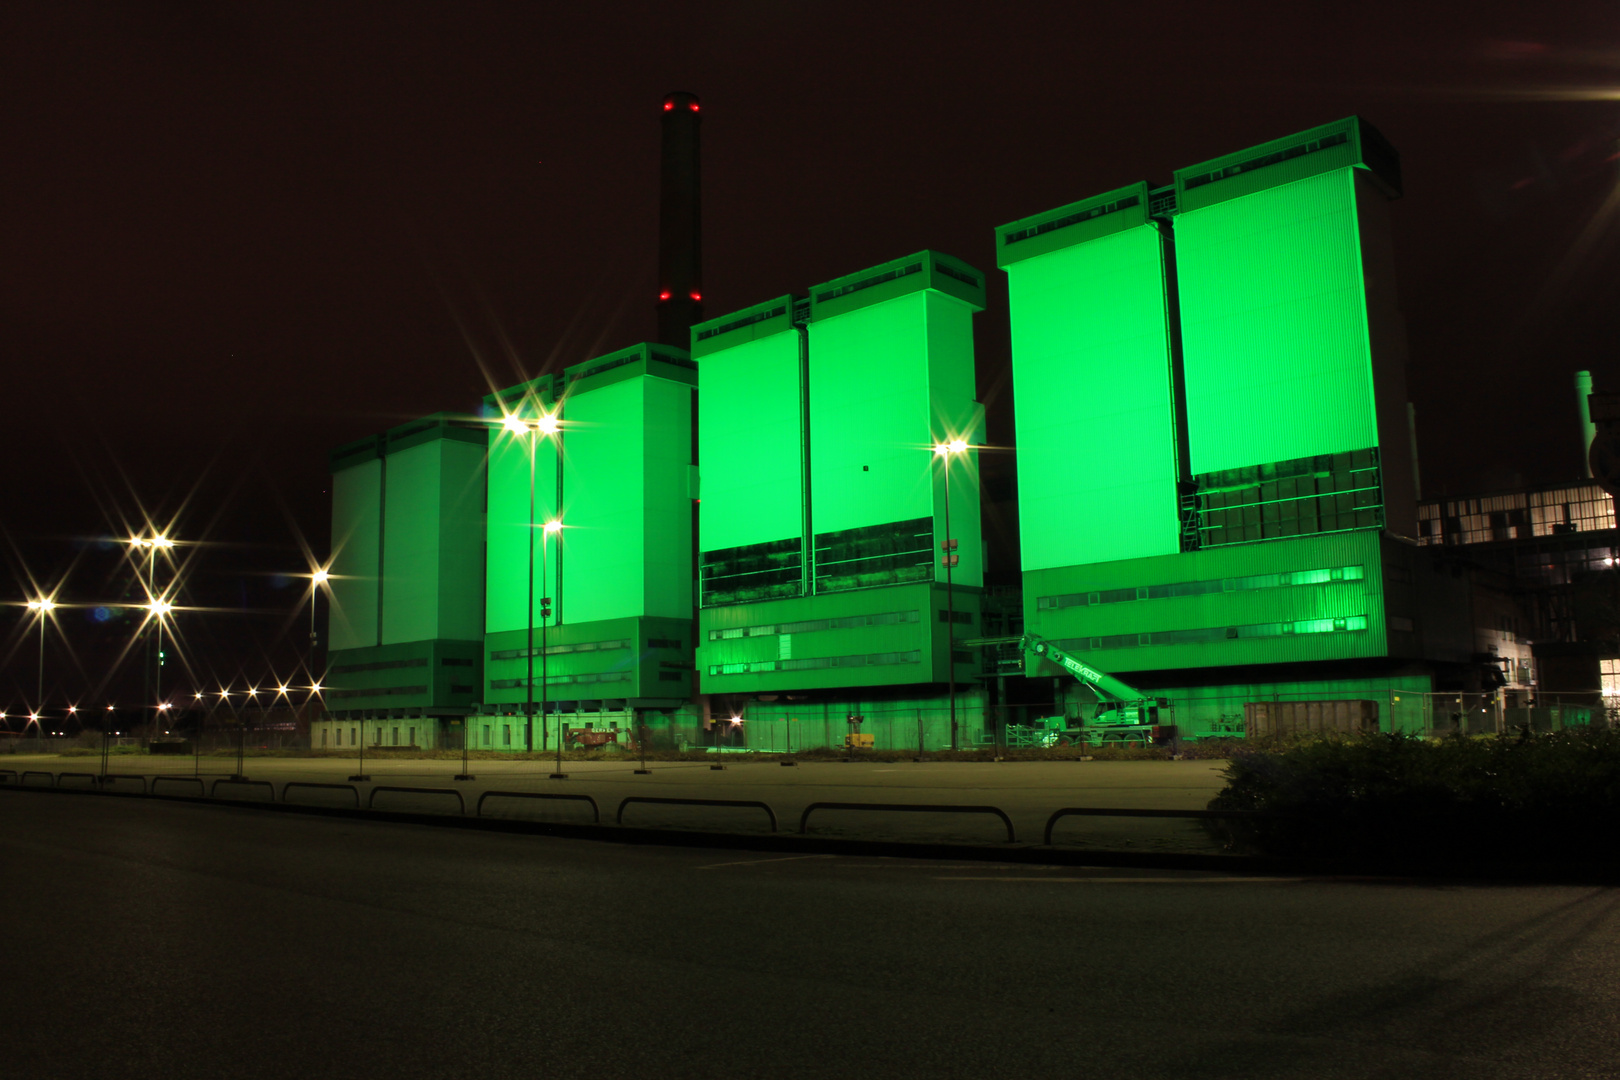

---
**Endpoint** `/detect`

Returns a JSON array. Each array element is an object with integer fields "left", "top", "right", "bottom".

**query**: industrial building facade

[{"left": 313, "top": 116, "right": 1542, "bottom": 752}]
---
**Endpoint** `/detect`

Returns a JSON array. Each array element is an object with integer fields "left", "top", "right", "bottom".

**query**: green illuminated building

[
  {"left": 478, "top": 343, "right": 697, "bottom": 748},
  {"left": 317, "top": 414, "right": 488, "bottom": 746},
  {"left": 696, "top": 252, "right": 987, "bottom": 735},
  {"left": 1000, "top": 118, "right": 1466, "bottom": 731}
]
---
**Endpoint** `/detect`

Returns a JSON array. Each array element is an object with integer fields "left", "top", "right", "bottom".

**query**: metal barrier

[
  {"left": 616, "top": 796, "right": 778, "bottom": 832},
  {"left": 21, "top": 771, "right": 56, "bottom": 787},
  {"left": 151, "top": 776, "right": 206, "bottom": 797},
  {"left": 0, "top": 769, "right": 17, "bottom": 785},
  {"left": 477, "top": 790, "right": 599, "bottom": 823},
  {"left": 368, "top": 786, "right": 465, "bottom": 815},
  {"left": 1042, "top": 806, "right": 1261, "bottom": 846},
  {"left": 211, "top": 778, "right": 276, "bottom": 801},
  {"left": 799, "top": 802, "right": 1017, "bottom": 843},
  {"left": 98, "top": 774, "right": 148, "bottom": 794},
  {"left": 281, "top": 782, "right": 360, "bottom": 809},
  {"left": 56, "top": 772, "right": 99, "bottom": 788}
]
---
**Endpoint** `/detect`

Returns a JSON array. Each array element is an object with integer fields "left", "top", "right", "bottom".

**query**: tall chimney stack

[{"left": 657, "top": 91, "right": 702, "bottom": 349}]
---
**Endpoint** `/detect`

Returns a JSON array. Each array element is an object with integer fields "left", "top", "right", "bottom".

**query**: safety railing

[
  {"left": 97, "top": 774, "right": 148, "bottom": 793},
  {"left": 799, "top": 802, "right": 1016, "bottom": 843},
  {"left": 0, "top": 769, "right": 18, "bottom": 785},
  {"left": 1042, "top": 806, "right": 1261, "bottom": 846},
  {"left": 211, "top": 778, "right": 276, "bottom": 801},
  {"left": 21, "top": 771, "right": 56, "bottom": 787},
  {"left": 616, "top": 796, "right": 778, "bottom": 832},
  {"left": 281, "top": 782, "right": 360, "bottom": 809},
  {"left": 477, "top": 790, "right": 600, "bottom": 823},
  {"left": 368, "top": 785, "right": 465, "bottom": 815},
  {"left": 55, "top": 772, "right": 100, "bottom": 788}
]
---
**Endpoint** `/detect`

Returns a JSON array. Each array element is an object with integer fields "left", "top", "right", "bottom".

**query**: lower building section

[
  {"left": 698, "top": 581, "right": 981, "bottom": 696},
  {"left": 482, "top": 615, "right": 694, "bottom": 707},
  {"left": 323, "top": 639, "right": 482, "bottom": 716}
]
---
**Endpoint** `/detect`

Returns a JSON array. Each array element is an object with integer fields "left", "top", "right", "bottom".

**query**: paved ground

[
  {"left": 3, "top": 792, "right": 1617, "bottom": 1079},
  {"left": 2, "top": 754, "right": 1231, "bottom": 847}
]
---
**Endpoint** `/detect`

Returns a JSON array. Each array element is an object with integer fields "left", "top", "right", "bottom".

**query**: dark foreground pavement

[{"left": 3, "top": 791, "right": 1617, "bottom": 1079}]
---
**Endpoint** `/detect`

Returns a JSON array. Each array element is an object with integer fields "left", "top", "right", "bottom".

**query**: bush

[{"left": 1207, "top": 728, "right": 1620, "bottom": 864}]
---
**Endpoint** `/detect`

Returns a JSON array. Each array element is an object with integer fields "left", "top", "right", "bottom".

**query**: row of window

[{"left": 319, "top": 725, "right": 417, "bottom": 747}]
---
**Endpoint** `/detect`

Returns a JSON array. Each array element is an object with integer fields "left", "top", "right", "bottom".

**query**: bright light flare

[
  {"left": 312, "top": 569, "right": 331, "bottom": 584},
  {"left": 27, "top": 598, "right": 56, "bottom": 612},
  {"left": 543, "top": 520, "right": 563, "bottom": 534}
]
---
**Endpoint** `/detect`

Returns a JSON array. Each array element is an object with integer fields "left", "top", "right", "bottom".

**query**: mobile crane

[{"left": 1011, "top": 632, "right": 1175, "bottom": 747}]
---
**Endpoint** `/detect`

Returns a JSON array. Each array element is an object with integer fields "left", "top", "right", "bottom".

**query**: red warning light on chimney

[
  {"left": 689, "top": 102, "right": 700, "bottom": 112},
  {"left": 659, "top": 290, "right": 672, "bottom": 301},
  {"left": 689, "top": 291, "right": 701, "bottom": 301}
]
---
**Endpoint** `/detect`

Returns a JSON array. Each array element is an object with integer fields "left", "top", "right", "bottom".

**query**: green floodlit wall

[
  {"left": 806, "top": 254, "right": 985, "bottom": 590},
  {"left": 1175, "top": 167, "right": 1377, "bottom": 473},
  {"left": 328, "top": 450, "right": 381, "bottom": 651},
  {"left": 559, "top": 355, "right": 695, "bottom": 624},
  {"left": 998, "top": 183, "right": 1181, "bottom": 569},
  {"left": 482, "top": 615, "right": 692, "bottom": 704},
  {"left": 695, "top": 298, "right": 803, "bottom": 556},
  {"left": 379, "top": 433, "right": 487, "bottom": 645},
  {"left": 484, "top": 382, "right": 561, "bottom": 638},
  {"left": 1023, "top": 530, "right": 1388, "bottom": 672}
]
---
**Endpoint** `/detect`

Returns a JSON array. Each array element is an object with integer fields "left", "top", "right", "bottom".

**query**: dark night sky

[{"left": 3, "top": 1, "right": 1618, "bottom": 711}]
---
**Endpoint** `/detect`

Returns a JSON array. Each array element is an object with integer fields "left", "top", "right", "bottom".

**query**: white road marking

[
  {"left": 936, "top": 876, "right": 1304, "bottom": 884},
  {"left": 698, "top": 854, "right": 837, "bottom": 870}
]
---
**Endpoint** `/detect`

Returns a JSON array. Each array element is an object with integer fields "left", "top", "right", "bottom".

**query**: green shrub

[{"left": 1207, "top": 728, "right": 1620, "bottom": 863}]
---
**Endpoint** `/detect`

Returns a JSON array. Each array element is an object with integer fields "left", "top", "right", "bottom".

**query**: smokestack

[
  {"left": 1577, "top": 370, "right": 1596, "bottom": 478},
  {"left": 657, "top": 91, "right": 702, "bottom": 349}
]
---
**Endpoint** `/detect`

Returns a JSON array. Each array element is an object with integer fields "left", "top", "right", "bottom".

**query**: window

[
  {"left": 321, "top": 730, "right": 327, "bottom": 747},
  {"left": 408, "top": 727, "right": 415, "bottom": 747},
  {"left": 1602, "top": 659, "right": 1620, "bottom": 702},
  {"left": 483, "top": 724, "right": 491, "bottom": 747},
  {"left": 392, "top": 727, "right": 399, "bottom": 746},
  {"left": 350, "top": 727, "right": 357, "bottom": 746},
  {"left": 503, "top": 724, "right": 511, "bottom": 747}
]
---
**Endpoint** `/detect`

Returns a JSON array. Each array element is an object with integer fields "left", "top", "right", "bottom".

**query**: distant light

[
  {"left": 312, "top": 569, "right": 331, "bottom": 584},
  {"left": 659, "top": 290, "right": 671, "bottom": 301},
  {"left": 157, "top": 703, "right": 170, "bottom": 711},
  {"left": 311, "top": 683, "right": 323, "bottom": 693},
  {"left": 147, "top": 600, "right": 173, "bottom": 616},
  {"left": 107, "top": 705, "right": 115, "bottom": 711},
  {"left": 689, "top": 102, "right": 699, "bottom": 112},
  {"left": 151, "top": 535, "right": 174, "bottom": 548},
  {"left": 663, "top": 102, "right": 673, "bottom": 111},
  {"left": 29, "top": 713, "right": 39, "bottom": 721},
  {"left": 689, "top": 291, "right": 701, "bottom": 302},
  {"left": 277, "top": 685, "right": 289, "bottom": 694},
  {"left": 948, "top": 439, "right": 968, "bottom": 454},
  {"left": 195, "top": 692, "right": 204, "bottom": 700},
  {"left": 67, "top": 706, "right": 77, "bottom": 714},
  {"left": 535, "top": 414, "right": 560, "bottom": 435},
  {"left": 543, "top": 520, "right": 563, "bottom": 534},
  {"left": 27, "top": 598, "right": 55, "bottom": 612},
  {"left": 502, "top": 414, "right": 529, "bottom": 435}
]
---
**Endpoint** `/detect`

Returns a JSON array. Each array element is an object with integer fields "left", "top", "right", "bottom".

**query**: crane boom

[{"left": 1019, "top": 633, "right": 1149, "bottom": 703}]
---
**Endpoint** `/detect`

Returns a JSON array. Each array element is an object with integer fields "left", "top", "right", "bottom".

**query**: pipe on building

[{"left": 1577, "top": 370, "right": 1596, "bottom": 479}]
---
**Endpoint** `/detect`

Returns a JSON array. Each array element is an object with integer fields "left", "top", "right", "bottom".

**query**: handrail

[
  {"left": 368, "top": 785, "right": 466, "bottom": 815},
  {"left": 151, "top": 776, "right": 206, "bottom": 797},
  {"left": 799, "top": 801, "right": 1016, "bottom": 843},
  {"left": 55, "top": 772, "right": 99, "bottom": 787},
  {"left": 281, "top": 782, "right": 360, "bottom": 809},
  {"left": 1042, "top": 806, "right": 1263, "bottom": 845},
  {"left": 477, "top": 790, "right": 599, "bottom": 823},
  {"left": 0, "top": 769, "right": 18, "bottom": 784},
  {"left": 616, "top": 796, "right": 778, "bottom": 833},
  {"left": 21, "top": 770, "right": 56, "bottom": 787},
  {"left": 211, "top": 778, "right": 277, "bottom": 801},
  {"left": 97, "top": 774, "right": 148, "bottom": 793}
]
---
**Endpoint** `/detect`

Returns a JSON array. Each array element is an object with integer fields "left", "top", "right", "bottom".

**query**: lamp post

[
  {"left": 542, "top": 520, "right": 565, "bottom": 779},
  {"left": 933, "top": 439, "right": 968, "bottom": 750},
  {"left": 502, "top": 409, "right": 560, "bottom": 762},
  {"left": 131, "top": 534, "right": 174, "bottom": 743},
  {"left": 25, "top": 598, "right": 55, "bottom": 730}
]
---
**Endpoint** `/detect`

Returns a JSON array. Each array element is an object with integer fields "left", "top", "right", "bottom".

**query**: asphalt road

[{"left": 3, "top": 791, "right": 1617, "bottom": 1079}]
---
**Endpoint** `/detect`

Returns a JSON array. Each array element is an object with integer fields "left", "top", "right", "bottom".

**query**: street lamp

[
  {"left": 543, "top": 519, "right": 565, "bottom": 779},
  {"left": 933, "top": 439, "right": 969, "bottom": 751},
  {"left": 25, "top": 598, "right": 56, "bottom": 727},
  {"left": 500, "top": 408, "right": 561, "bottom": 761}
]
